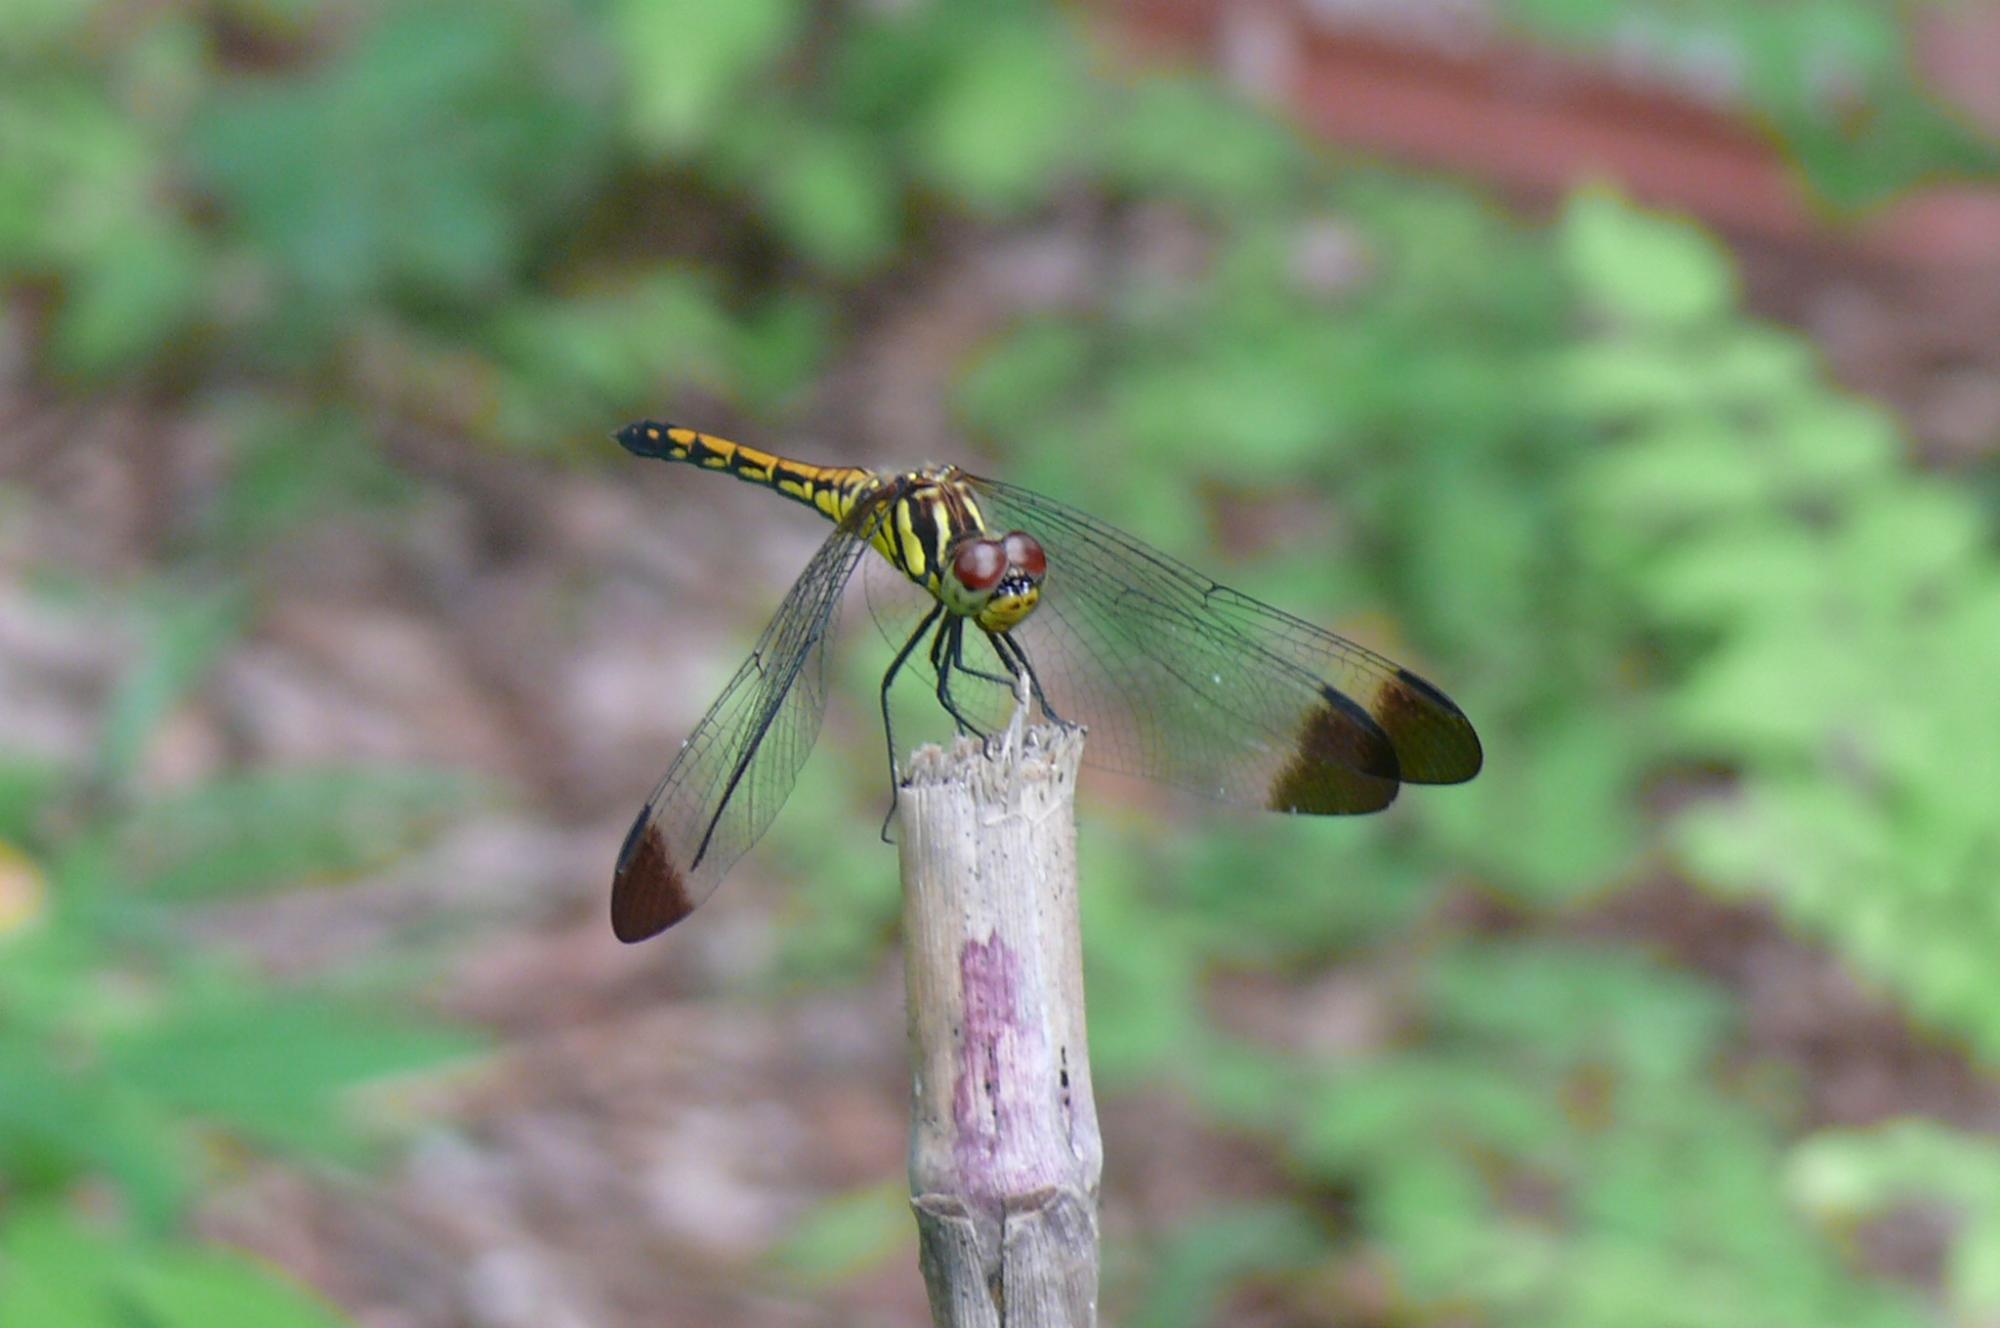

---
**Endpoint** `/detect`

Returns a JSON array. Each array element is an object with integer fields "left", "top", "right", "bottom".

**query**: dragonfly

[{"left": 610, "top": 421, "right": 1482, "bottom": 942}]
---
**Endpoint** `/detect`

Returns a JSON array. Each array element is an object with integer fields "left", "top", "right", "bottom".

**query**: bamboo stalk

[{"left": 896, "top": 697, "right": 1100, "bottom": 1328}]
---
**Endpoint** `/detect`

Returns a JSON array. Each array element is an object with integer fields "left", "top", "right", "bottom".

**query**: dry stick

[{"left": 896, "top": 683, "right": 1100, "bottom": 1328}]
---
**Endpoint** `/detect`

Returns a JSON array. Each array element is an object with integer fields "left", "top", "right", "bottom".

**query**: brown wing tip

[
  {"left": 1376, "top": 667, "right": 1484, "bottom": 785},
  {"left": 1267, "top": 688, "right": 1402, "bottom": 814},
  {"left": 610, "top": 811, "right": 695, "bottom": 943}
]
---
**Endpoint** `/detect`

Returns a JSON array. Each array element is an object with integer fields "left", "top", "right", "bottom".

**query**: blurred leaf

[
  {"left": 1130, "top": 1204, "right": 1322, "bottom": 1328},
  {"left": 912, "top": 12, "right": 1086, "bottom": 212},
  {"left": 0, "top": 1209, "right": 129, "bottom": 1328},
  {"left": 1166, "top": 819, "right": 1434, "bottom": 963},
  {"left": 195, "top": 0, "right": 606, "bottom": 337},
  {"left": 1561, "top": 190, "right": 1734, "bottom": 329},
  {"left": 1643, "top": 526, "right": 1824, "bottom": 629},
  {"left": 768, "top": 725, "right": 904, "bottom": 985},
  {"left": 1096, "top": 76, "right": 1305, "bottom": 210},
  {"left": 1077, "top": 821, "right": 1206, "bottom": 1084},
  {"left": 95, "top": 589, "right": 245, "bottom": 789},
  {"left": 1960, "top": 1215, "right": 2000, "bottom": 1328},
  {"left": 106, "top": 768, "right": 473, "bottom": 901},
  {"left": 488, "top": 269, "right": 744, "bottom": 445},
  {"left": 1188, "top": 1043, "right": 1305, "bottom": 1134},
  {"left": 122, "top": 1244, "right": 351, "bottom": 1328},
  {"left": 1500, "top": 1, "right": 2000, "bottom": 208},
  {"left": 767, "top": 1180, "right": 910, "bottom": 1285},
  {"left": 1791, "top": 1120, "right": 2000, "bottom": 1220},
  {"left": 958, "top": 319, "right": 1097, "bottom": 431},
  {"left": 0, "top": 1208, "right": 349, "bottom": 1328},
  {"left": 1299, "top": 1053, "right": 1565, "bottom": 1177},
  {"left": 1792, "top": 1122, "right": 2000, "bottom": 1322},
  {"left": 1459, "top": 710, "right": 1647, "bottom": 896},
  {"left": 0, "top": 0, "right": 90, "bottom": 50},
  {"left": 48, "top": 219, "right": 207, "bottom": 381},
  {"left": 208, "top": 404, "right": 408, "bottom": 551},
  {"left": 1426, "top": 943, "right": 1732, "bottom": 1082},
  {"left": 1844, "top": 485, "right": 1986, "bottom": 591},
  {"left": 0, "top": 1033, "right": 191, "bottom": 1230},
  {"left": 104, "top": 994, "right": 481, "bottom": 1158},
  {"left": 754, "top": 128, "right": 899, "bottom": 272},
  {"left": 614, "top": 0, "right": 802, "bottom": 153},
  {"left": 1575, "top": 416, "right": 1771, "bottom": 538},
  {"left": 0, "top": 760, "right": 61, "bottom": 845},
  {"left": 0, "top": 77, "right": 149, "bottom": 271},
  {"left": 735, "top": 294, "right": 833, "bottom": 406},
  {"left": 1551, "top": 341, "right": 1713, "bottom": 418},
  {"left": 1298, "top": 944, "right": 1928, "bottom": 1328},
  {"left": 1106, "top": 346, "right": 1330, "bottom": 471},
  {"left": 1782, "top": 83, "right": 2000, "bottom": 210},
  {"left": 1698, "top": 326, "right": 1818, "bottom": 407}
]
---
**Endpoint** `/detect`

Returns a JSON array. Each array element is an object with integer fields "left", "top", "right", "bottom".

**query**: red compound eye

[
  {"left": 952, "top": 538, "right": 1006, "bottom": 592},
  {"left": 1002, "top": 531, "right": 1046, "bottom": 580}
]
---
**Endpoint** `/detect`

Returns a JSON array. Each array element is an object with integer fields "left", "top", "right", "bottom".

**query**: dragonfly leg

[
  {"left": 930, "top": 616, "right": 991, "bottom": 739},
  {"left": 950, "top": 626, "right": 1015, "bottom": 690},
  {"left": 987, "top": 629, "right": 1066, "bottom": 725},
  {"left": 879, "top": 603, "right": 945, "bottom": 842}
]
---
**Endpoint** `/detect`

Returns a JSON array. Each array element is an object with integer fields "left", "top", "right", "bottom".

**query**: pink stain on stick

[{"left": 950, "top": 935, "right": 1073, "bottom": 1219}]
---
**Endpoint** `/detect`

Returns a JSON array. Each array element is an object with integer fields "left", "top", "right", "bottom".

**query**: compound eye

[
  {"left": 952, "top": 538, "right": 1006, "bottom": 592},
  {"left": 1002, "top": 531, "right": 1047, "bottom": 580}
]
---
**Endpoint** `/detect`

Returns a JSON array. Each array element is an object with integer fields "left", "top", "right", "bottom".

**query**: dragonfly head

[{"left": 945, "top": 530, "right": 1047, "bottom": 631}]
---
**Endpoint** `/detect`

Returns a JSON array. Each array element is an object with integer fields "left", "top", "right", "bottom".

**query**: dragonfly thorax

[{"left": 871, "top": 472, "right": 1047, "bottom": 632}]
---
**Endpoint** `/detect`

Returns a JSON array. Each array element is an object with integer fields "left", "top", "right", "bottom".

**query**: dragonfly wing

[
  {"left": 612, "top": 517, "right": 876, "bottom": 941},
  {"left": 1196, "top": 579, "right": 1483, "bottom": 785},
  {"left": 964, "top": 477, "right": 1481, "bottom": 813}
]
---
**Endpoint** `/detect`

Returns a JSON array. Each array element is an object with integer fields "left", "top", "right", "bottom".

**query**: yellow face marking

[{"left": 977, "top": 588, "right": 1040, "bottom": 633}]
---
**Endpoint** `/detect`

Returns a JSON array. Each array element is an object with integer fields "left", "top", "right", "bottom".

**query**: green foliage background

[{"left": 4, "top": 0, "right": 2000, "bottom": 1323}]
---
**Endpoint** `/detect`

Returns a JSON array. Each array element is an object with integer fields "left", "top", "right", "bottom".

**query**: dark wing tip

[
  {"left": 1267, "top": 688, "right": 1403, "bottom": 815},
  {"left": 1374, "top": 667, "right": 1483, "bottom": 785},
  {"left": 610, "top": 811, "right": 696, "bottom": 943},
  {"left": 614, "top": 420, "right": 681, "bottom": 459}
]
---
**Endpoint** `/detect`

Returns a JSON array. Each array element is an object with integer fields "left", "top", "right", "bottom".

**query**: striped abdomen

[{"left": 615, "top": 421, "right": 878, "bottom": 527}]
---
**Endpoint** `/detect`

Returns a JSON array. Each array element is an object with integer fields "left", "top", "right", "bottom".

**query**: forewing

[
  {"left": 612, "top": 516, "right": 876, "bottom": 941},
  {"left": 963, "top": 477, "right": 1482, "bottom": 813}
]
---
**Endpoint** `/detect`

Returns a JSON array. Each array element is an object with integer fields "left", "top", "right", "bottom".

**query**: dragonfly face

[
  {"left": 937, "top": 529, "right": 1047, "bottom": 630},
  {"left": 609, "top": 420, "right": 1483, "bottom": 943}
]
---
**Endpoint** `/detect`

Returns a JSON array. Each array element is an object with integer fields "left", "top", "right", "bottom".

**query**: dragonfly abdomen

[{"left": 616, "top": 420, "right": 876, "bottom": 525}]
